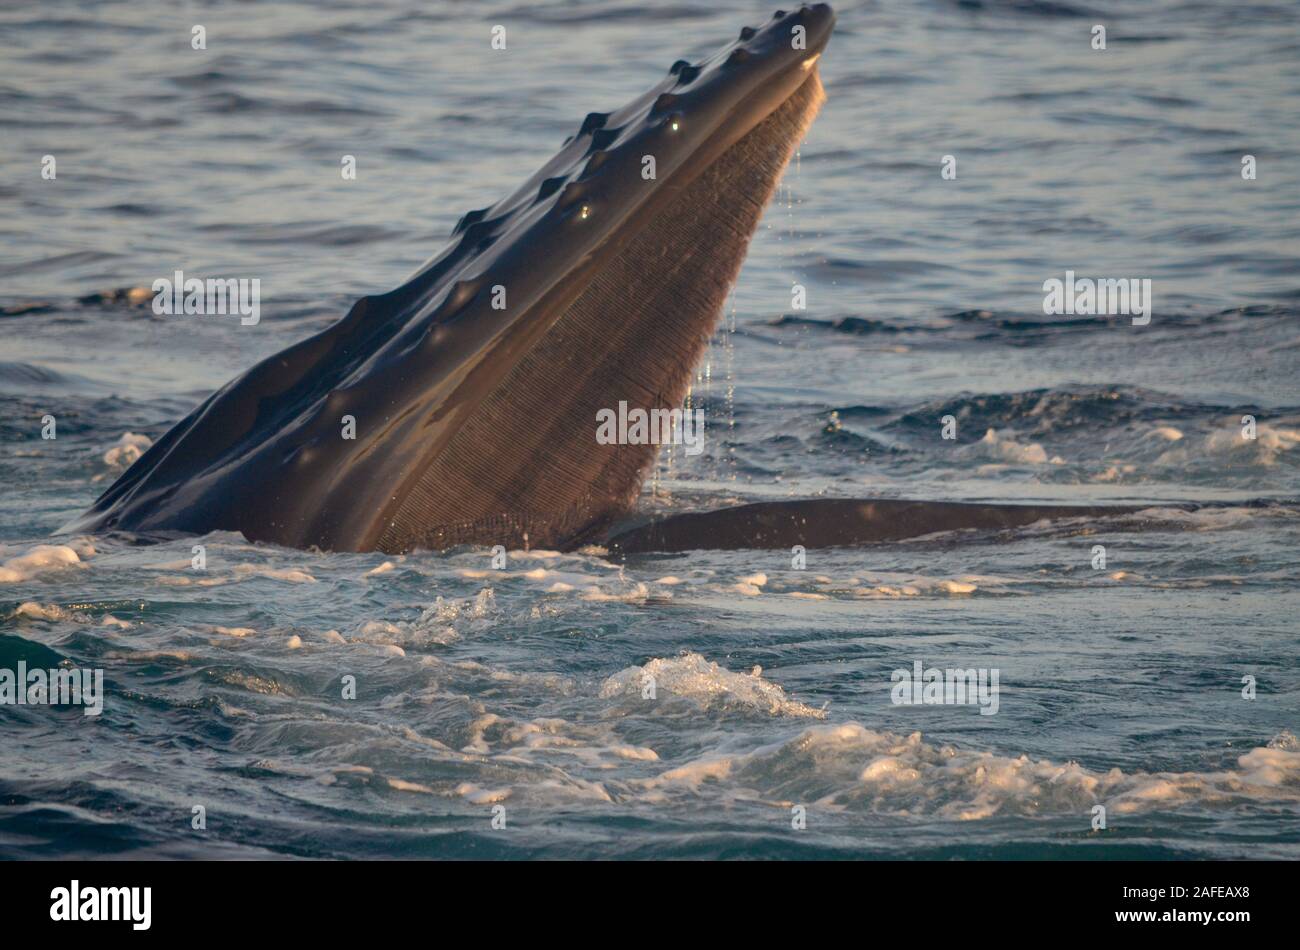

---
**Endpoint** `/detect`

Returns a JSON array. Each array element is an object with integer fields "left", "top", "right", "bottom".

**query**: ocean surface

[{"left": 2, "top": 0, "right": 1298, "bottom": 858}]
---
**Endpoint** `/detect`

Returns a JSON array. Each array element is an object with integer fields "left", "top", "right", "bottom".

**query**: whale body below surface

[
  {"left": 605, "top": 499, "right": 1162, "bottom": 554},
  {"left": 63, "top": 4, "right": 1151, "bottom": 554}
]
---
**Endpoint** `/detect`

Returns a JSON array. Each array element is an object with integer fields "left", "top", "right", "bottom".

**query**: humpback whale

[{"left": 63, "top": 5, "right": 1155, "bottom": 554}]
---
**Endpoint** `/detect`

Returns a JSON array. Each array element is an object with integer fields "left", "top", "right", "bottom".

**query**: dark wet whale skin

[
  {"left": 607, "top": 499, "right": 1158, "bottom": 554},
  {"left": 64, "top": 6, "right": 837, "bottom": 552},
  {"left": 60, "top": 4, "right": 1145, "bottom": 555}
]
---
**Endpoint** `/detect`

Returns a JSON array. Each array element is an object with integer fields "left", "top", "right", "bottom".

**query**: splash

[{"left": 601, "top": 652, "right": 827, "bottom": 719}]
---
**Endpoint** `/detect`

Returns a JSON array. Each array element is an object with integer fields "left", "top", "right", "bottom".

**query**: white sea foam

[
  {"left": 775, "top": 571, "right": 987, "bottom": 599},
  {"left": 153, "top": 562, "right": 316, "bottom": 587},
  {"left": 640, "top": 724, "right": 1300, "bottom": 819},
  {"left": 0, "top": 543, "right": 86, "bottom": 584},
  {"left": 465, "top": 714, "right": 658, "bottom": 766},
  {"left": 1132, "top": 505, "right": 1277, "bottom": 532},
  {"left": 233, "top": 564, "right": 316, "bottom": 583},
  {"left": 386, "top": 777, "right": 434, "bottom": 794},
  {"left": 582, "top": 581, "right": 650, "bottom": 603},
  {"left": 353, "top": 589, "right": 501, "bottom": 648},
  {"left": 356, "top": 616, "right": 456, "bottom": 647},
  {"left": 455, "top": 783, "right": 512, "bottom": 805},
  {"left": 12, "top": 601, "right": 76, "bottom": 621},
  {"left": 102, "top": 431, "right": 152, "bottom": 470},
  {"left": 10, "top": 601, "right": 136, "bottom": 627},
  {"left": 455, "top": 713, "right": 652, "bottom": 791},
  {"left": 600, "top": 653, "right": 826, "bottom": 719},
  {"left": 457, "top": 557, "right": 655, "bottom": 605},
  {"left": 961, "top": 428, "right": 1064, "bottom": 467},
  {"left": 1155, "top": 421, "right": 1299, "bottom": 468},
  {"left": 211, "top": 625, "right": 255, "bottom": 638}
]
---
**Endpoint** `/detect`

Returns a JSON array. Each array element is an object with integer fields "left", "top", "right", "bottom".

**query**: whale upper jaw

[{"left": 66, "top": 6, "right": 835, "bottom": 553}]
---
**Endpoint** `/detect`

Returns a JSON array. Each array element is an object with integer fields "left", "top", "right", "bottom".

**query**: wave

[
  {"left": 769, "top": 305, "right": 1298, "bottom": 342},
  {"left": 640, "top": 723, "right": 1300, "bottom": 820},
  {"left": 601, "top": 652, "right": 827, "bottom": 719},
  {"left": 0, "top": 539, "right": 94, "bottom": 584}
]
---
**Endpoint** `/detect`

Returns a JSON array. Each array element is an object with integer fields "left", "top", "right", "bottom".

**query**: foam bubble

[
  {"left": 211, "top": 625, "right": 255, "bottom": 638},
  {"left": 600, "top": 653, "right": 826, "bottom": 719},
  {"left": 640, "top": 724, "right": 1300, "bottom": 820},
  {"left": 13, "top": 601, "right": 75, "bottom": 621},
  {"left": 0, "top": 544, "right": 83, "bottom": 584},
  {"left": 102, "top": 431, "right": 153, "bottom": 470},
  {"left": 962, "top": 428, "right": 1064, "bottom": 466}
]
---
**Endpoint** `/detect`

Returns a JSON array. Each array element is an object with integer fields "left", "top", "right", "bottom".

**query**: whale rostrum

[
  {"left": 67, "top": 6, "right": 1178, "bottom": 554},
  {"left": 67, "top": 6, "right": 838, "bottom": 552}
]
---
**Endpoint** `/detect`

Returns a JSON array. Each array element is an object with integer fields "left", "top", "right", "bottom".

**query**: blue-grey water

[{"left": 2, "top": 0, "right": 1298, "bottom": 858}]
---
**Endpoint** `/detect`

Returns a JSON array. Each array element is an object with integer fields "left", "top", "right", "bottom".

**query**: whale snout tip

[
  {"left": 794, "top": 4, "right": 834, "bottom": 23},
  {"left": 804, "top": 4, "right": 836, "bottom": 34},
  {"left": 787, "top": 4, "right": 836, "bottom": 56}
]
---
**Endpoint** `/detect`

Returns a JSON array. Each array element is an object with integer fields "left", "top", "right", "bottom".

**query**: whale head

[{"left": 69, "top": 5, "right": 835, "bottom": 552}]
